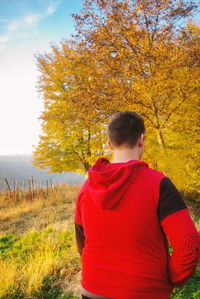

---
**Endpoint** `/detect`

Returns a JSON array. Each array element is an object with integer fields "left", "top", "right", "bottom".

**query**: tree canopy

[{"left": 33, "top": 0, "right": 200, "bottom": 195}]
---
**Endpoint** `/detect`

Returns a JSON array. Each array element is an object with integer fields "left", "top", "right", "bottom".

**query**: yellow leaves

[{"left": 33, "top": 1, "right": 199, "bottom": 195}]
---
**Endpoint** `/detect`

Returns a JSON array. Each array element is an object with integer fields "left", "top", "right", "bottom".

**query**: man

[{"left": 74, "top": 111, "right": 200, "bottom": 299}]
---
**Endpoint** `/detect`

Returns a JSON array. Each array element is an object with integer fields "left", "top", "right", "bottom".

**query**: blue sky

[
  {"left": 0, "top": 0, "right": 199, "bottom": 155},
  {"left": 0, "top": 0, "right": 83, "bottom": 155},
  {"left": 0, "top": 0, "right": 83, "bottom": 48}
]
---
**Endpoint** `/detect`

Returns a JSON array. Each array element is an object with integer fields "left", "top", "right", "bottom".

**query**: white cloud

[
  {"left": 0, "top": 34, "right": 11, "bottom": 43},
  {"left": 0, "top": 1, "right": 60, "bottom": 48},
  {"left": 0, "top": 42, "right": 44, "bottom": 155},
  {"left": 23, "top": 14, "right": 41, "bottom": 25},
  {"left": 46, "top": 2, "right": 59, "bottom": 16},
  {"left": 0, "top": 18, "right": 8, "bottom": 23},
  {"left": 0, "top": 44, "right": 6, "bottom": 52},
  {"left": 7, "top": 20, "right": 20, "bottom": 33}
]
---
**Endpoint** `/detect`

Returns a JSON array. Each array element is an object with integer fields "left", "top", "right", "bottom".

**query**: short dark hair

[{"left": 108, "top": 111, "right": 145, "bottom": 148}]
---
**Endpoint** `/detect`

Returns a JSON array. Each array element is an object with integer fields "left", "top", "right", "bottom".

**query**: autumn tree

[
  {"left": 70, "top": 0, "right": 199, "bottom": 192},
  {"left": 72, "top": 0, "right": 198, "bottom": 148},
  {"left": 34, "top": 0, "right": 199, "bottom": 194},
  {"left": 162, "top": 22, "right": 200, "bottom": 193},
  {"left": 33, "top": 42, "right": 110, "bottom": 173}
]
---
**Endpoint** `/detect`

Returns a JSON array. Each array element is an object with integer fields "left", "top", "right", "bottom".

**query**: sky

[
  {"left": 0, "top": 0, "right": 83, "bottom": 155},
  {"left": 0, "top": 1, "right": 199, "bottom": 156}
]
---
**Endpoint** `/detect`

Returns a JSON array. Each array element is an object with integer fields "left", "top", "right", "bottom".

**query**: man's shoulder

[
  {"left": 76, "top": 178, "right": 89, "bottom": 201},
  {"left": 142, "top": 165, "right": 166, "bottom": 182}
]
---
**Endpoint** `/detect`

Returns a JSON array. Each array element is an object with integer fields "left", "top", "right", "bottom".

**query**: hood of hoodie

[{"left": 88, "top": 157, "right": 148, "bottom": 210}]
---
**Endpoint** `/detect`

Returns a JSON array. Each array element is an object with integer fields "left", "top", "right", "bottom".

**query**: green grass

[
  {"left": 171, "top": 266, "right": 200, "bottom": 299},
  {"left": 0, "top": 184, "right": 199, "bottom": 298},
  {"left": 0, "top": 228, "right": 80, "bottom": 298},
  {"left": 0, "top": 227, "right": 199, "bottom": 299}
]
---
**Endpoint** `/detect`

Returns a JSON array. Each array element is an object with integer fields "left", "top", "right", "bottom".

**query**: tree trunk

[
  {"left": 156, "top": 129, "right": 166, "bottom": 152},
  {"left": 84, "top": 161, "right": 91, "bottom": 173}
]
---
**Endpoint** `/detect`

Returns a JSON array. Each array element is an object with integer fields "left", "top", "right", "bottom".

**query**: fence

[{"left": 1, "top": 177, "right": 56, "bottom": 200}]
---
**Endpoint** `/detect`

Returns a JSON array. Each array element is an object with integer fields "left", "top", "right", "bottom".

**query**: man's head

[{"left": 107, "top": 111, "right": 145, "bottom": 159}]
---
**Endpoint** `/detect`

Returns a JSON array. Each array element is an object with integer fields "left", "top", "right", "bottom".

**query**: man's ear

[
  {"left": 138, "top": 134, "right": 144, "bottom": 147},
  {"left": 107, "top": 139, "right": 113, "bottom": 149}
]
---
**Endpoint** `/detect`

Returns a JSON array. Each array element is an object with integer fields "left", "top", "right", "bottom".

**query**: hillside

[{"left": 0, "top": 155, "right": 85, "bottom": 191}]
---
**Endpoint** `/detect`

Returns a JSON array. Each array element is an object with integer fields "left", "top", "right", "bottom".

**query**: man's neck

[{"left": 111, "top": 148, "right": 141, "bottom": 163}]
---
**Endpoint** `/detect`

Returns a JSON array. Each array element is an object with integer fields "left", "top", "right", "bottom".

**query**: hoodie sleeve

[
  {"left": 74, "top": 187, "right": 86, "bottom": 255},
  {"left": 158, "top": 178, "right": 200, "bottom": 286},
  {"left": 74, "top": 191, "right": 82, "bottom": 226},
  {"left": 75, "top": 223, "right": 85, "bottom": 256}
]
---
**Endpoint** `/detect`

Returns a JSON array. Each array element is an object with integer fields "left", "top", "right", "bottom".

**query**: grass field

[{"left": 0, "top": 185, "right": 199, "bottom": 299}]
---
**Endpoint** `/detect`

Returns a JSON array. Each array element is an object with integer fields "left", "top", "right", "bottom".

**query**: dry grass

[
  {"left": 0, "top": 184, "right": 82, "bottom": 298},
  {"left": 22, "top": 249, "right": 61, "bottom": 293},
  {"left": 0, "top": 184, "right": 80, "bottom": 235},
  {"left": 0, "top": 184, "right": 199, "bottom": 299},
  {"left": 0, "top": 258, "right": 17, "bottom": 298}
]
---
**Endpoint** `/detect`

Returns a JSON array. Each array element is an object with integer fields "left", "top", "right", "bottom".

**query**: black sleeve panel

[
  {"left": 158, "top": 177, "right": 187, "bottom": 221},
  {"left": 75, "top": 223, "right": 85, "bottom": 256}
]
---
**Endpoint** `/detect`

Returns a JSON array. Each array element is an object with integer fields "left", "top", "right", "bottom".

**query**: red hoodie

[{"left": 75, "top": 157, "right": 200, "bottom": 299}]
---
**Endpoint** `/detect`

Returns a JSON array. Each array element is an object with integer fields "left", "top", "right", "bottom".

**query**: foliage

[
  {"left": 34, "top": 0, "right": 200, "bottom": 195},
  {"left": 34, "top": 43, "right": 111, "bottom": 173}
]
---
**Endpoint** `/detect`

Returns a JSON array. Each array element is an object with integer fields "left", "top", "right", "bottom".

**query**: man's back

[{"left": 75, "top": 157, "right": 200, "bottom": 299}]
